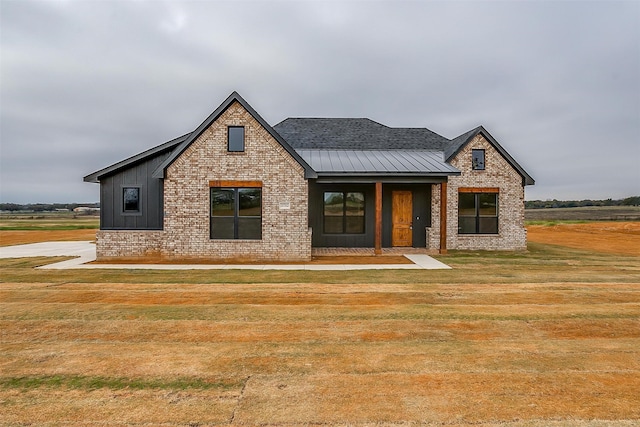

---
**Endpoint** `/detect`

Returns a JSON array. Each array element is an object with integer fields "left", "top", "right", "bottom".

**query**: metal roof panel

[{"left": 295, "top": 149, "right": 460, "bottom": 175}]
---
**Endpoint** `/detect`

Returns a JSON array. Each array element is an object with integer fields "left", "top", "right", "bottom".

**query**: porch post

[
  {"left": 439, "top": 182, "right": 448, "bottom": 254},
  {"left": 375, "top": 181, "right": 382, "bottom": 255}
]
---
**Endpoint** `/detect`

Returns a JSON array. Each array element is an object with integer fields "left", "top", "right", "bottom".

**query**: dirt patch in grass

[
  {"left": 527, "top": 221, "right": 640, "bottom": 256},
  {"left": 0, "top": 229, "right": 96, "bottom": 246}
]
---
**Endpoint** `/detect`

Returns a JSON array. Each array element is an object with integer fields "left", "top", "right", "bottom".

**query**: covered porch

[
  {"left": 297, "top": 148, "right": 460, "bottom": 255},
  {"left": 308, "top": 179, "right": 451, "bottom": 254}
]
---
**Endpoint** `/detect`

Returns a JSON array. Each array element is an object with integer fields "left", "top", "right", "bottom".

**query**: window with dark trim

[
  {"left": 472, "top": 149, "right": 485, "bottom": 170},
  {"left": 123, "top": 187, "right": 140, "bottom": 213},
  {"left": 323, "top": 191, "right": 365, "bottom": 234},
  {"left": 227, "top": 126, "right": 245, "bottom": 152},
  {"left": 458, "top": 192, "right": 498, "bottom": 234},
  {"left": 210, "top": 187, "right": 261, "bottom": 239}
]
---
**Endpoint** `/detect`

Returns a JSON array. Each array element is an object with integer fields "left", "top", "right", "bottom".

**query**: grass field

[
  {"left": 1, "top": 217, "right": 639, "bottom": 426},
  {"left": 525, "top": 205, "right": 640, "bottom": 222}
]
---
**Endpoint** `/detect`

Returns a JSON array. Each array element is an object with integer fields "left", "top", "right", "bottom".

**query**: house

[{"left": 84, "top": 91, "right": 534, "bottom": 261}]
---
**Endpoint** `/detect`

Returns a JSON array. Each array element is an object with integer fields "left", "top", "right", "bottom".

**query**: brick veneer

[
  {"left": 429, "top": 134, "right": 527, "bottom": 251},
  {"left": 98, "top": 101, "right": 311, "bottom": 262},
  {"left": 96, "top": 230, "right": 164, "bottom": 259}
]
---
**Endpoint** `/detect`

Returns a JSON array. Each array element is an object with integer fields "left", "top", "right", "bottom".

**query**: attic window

[
  {"left": 228, "top": 126, "right": 245, "bottom": 152},
  {"left": 472, "top": 149, "right": 485, "bottom": 170}
]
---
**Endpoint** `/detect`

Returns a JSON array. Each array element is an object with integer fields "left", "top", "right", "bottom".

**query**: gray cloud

[{"left": 1, "top": 0, "right": 638, "bottom": 203}]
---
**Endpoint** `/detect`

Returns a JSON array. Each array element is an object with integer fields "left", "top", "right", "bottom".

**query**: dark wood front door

[{"left": 392, "top": 191, "right": 412, "bottom": 247}]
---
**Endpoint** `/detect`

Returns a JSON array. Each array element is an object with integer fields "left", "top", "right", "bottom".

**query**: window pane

[
  {"left": 324, "top": 192, "right": 344, "bottom": 216},
  {"left": 472, "top": 149, "right": 485, "bottom": 170},
  {"left": 345, "top": 216, "right": 365, "bottom": 234},
  {"left": 238, "top": 188, "right": 261, "bottom": 216},
  {"left": 123, "top": 187, "right": 140, "bottom": 212},
  {"left": 458, "top": 217, "right": 477, "bottom": 234},
  {"left": 238, "top": 217, "right": 262, "bottom": 239},
  {"left": 479, "top": 194, "right": 497, "bottom": 216},
  {"left": 228, "top": 127, "right": 245, "bottom": 152},
  {"left": 324, "top": 216, "right": 343, "bottom": 234},
  {"left": 479, "top": 217, "right": 498, "bottom": 234},
  {"left": 458, "top": 193, "right": 476, "bottom": 216},
  {"left": 211, "top": 189, "right": 235, "bottom": 216},
  {"left": 211, "top": 217, "right": 235, "bottom": 239},
  {"left": 345, "top": 192, "right": 365, "bottom": 216}
]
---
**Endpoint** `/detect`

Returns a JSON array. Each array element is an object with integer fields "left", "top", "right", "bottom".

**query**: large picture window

[
  {"left": 211, "top": 187, "right": 261, "bottom": 239},
  {"left": 458, "top": 192, "right": 498, "bottom": 234},
  {"left": 323, "top": 191, "right": 365, "bottom": 234}
]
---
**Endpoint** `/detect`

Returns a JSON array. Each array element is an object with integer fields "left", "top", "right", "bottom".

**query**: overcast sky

[{"left": 1, "top": 0, "right": 639, "bottom": 203}]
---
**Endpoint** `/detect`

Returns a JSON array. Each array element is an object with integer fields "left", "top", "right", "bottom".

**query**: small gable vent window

[
  {"left": 123, "top": 187, "right": 140, "bottom": 213},
  {"left": 228, "top": 126, "right": 245, "bottom": 152},
  {"left": 472, "top": 149, "right": 485, "bottom": 170}
]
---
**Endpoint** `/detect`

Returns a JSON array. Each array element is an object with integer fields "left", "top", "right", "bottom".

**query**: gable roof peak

[
  {"left": 447, "top": 125, "right": 534, "bottom": 186},
  {"left": 149, "top": 91, "right": 316, "bottom": 179}
]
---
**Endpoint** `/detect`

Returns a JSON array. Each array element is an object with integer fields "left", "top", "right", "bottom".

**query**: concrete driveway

[{"left": 0, "top": 242, "right": 450, "bottom": 270}]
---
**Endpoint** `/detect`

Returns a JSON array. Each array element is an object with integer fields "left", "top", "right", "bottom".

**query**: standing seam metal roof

[{"left": 295, "top": 149, "right": 460, "bottom": 175}]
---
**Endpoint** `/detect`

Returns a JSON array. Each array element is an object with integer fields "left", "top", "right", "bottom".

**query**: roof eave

[
  {"left": 314, "top": 171, "right": 461, "bottom": 177},
  {"left": 83, "top": 133, "right": 190, "bottom": 183}
]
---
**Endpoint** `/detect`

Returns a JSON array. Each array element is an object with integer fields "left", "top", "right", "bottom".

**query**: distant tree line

[
  {"left": 0, "top": 203, "right": 100, "bottom": 212},
  {"left": 525, "top": 196, "right": 640, "bottom": 209}
]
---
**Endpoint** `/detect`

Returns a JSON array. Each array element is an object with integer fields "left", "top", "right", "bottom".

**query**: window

[
  {"left": 323, "top": 191, "right": 365, "bottom": 234},
  {"left": 472, "top": 149, "right": 485, "bottom": 170},
  {"left": 228, "top": 126, "right": 245, "bottom": 152},
  {"left": 123, "top": 187, "right": 140, "bottom": 213},
  {"left": 458, "top": 192, "right": 498, "bottom": 234},
  {"left": 211, "top": 187, "right": 261, "bottom": 239}
]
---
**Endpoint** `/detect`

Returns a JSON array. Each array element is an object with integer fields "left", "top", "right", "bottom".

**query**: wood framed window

[
  {"left": 323, "top": 191, "right": 365, "bottom": 234},
  {"left": 458, "top": 190, "right": 498, "bottom": 234},
  {"left": 472, "top": 149, "right": 485, "bottom": 170},
  {"left": 227, "top": 126, "right": 245, "bottom": 152},
  {"left": 210, "top": 187, "right": 261, "bottom": 239}
]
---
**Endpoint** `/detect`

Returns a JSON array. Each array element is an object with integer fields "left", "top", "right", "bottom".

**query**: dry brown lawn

[
  {"left": 527, "top": 221, "right": 640, "bottom": 256},
  {"left": 0, "top": 229, "right": 96, "bottom": 246},
  {"left": 1, "top": 222, "right": 639, "bottom": 426}
]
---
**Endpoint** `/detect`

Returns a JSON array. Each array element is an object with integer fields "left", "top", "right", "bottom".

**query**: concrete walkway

[{"left": 0, "top": 241, "right": 451, "bottom": 270}]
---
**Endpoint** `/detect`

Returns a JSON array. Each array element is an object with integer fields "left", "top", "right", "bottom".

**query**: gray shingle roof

[
  {"left": 296, "top": 149, "right": 460, "bottom": 175},
  {"left": 274, "top": 118, "right": 450, "bottom": 150}
]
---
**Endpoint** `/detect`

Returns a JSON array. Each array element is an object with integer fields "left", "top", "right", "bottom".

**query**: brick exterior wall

[
  {"left": 98, "top": 101, "right": 311, "bottom": 262},
  {"left": 426, "top": 183, "right": 442, "bottom": 251},
  {"left": 429, "top": 134, "right": 527, "bottom": 251},
  {"left": 96, "top": 230, "right": 164, "bottom": 259}
]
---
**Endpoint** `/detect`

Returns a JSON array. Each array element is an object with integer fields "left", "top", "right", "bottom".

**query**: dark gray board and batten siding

[{"left": 99, "top": 152, "right": 169, "bottom": 230}]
